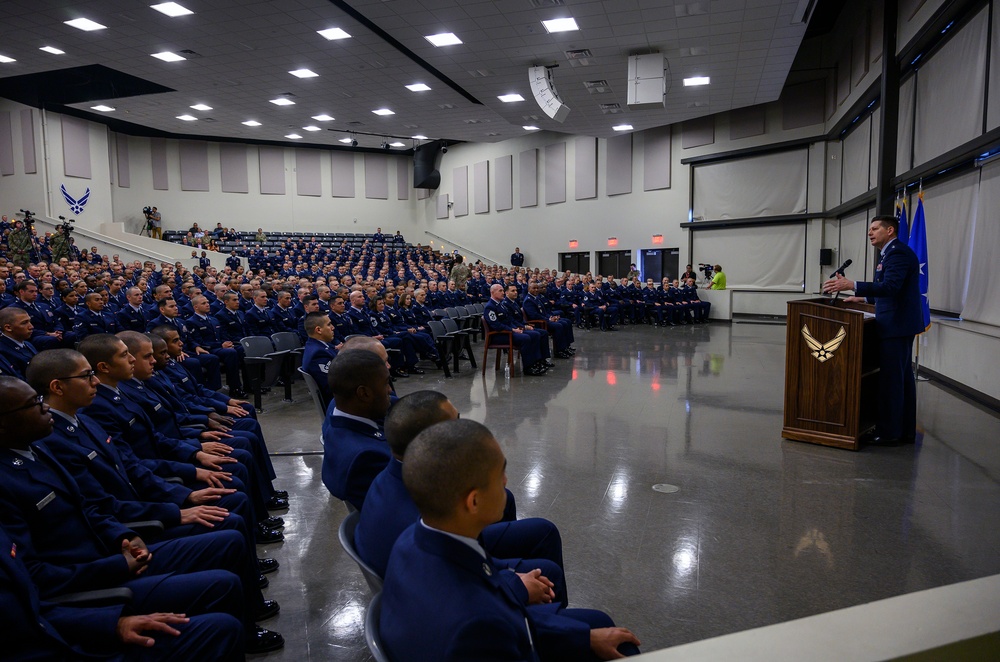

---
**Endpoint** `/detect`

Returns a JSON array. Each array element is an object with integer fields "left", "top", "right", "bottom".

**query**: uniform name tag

[
  {"left": 36, "top": 492, "right": 56, "bottom": 510},
  {"left": 128, "top": 418, "right": 136, "bottom": 427},
  {"left": 87, "top": 450, "right": 98, "bottom": 460},
  {"left": 181, "top": 377, "right": 189, "bottom": 383},
  {"left": 154, "top": 403, "right": 162, "bottom": 411}
]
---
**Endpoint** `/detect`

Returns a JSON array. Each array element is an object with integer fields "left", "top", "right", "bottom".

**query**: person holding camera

[
  {"left": 147, "top": 206, "right": 162, "bottom": 239},
  {"left": 7, "top": 221, "right": 34, "bottom": 269},
  {"left": 709, "top": 264, "right": 727, "bottom": 290}
]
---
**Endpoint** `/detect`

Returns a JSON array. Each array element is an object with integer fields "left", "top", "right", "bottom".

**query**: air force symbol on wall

[{"left": 61, "top": 184, "right": 91, "bottom": 215}]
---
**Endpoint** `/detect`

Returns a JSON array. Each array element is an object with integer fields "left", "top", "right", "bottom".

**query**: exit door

[
  {"left": 640, "top": 248, "right": 679, "bottom": 283},
  {"left": 597, "top": 250, "right": 632, "bottom": 278},
  {"left": 559, "top": 252, "right": 591, "bottom": 274}
]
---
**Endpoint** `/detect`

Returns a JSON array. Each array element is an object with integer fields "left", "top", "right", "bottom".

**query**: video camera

[
  {"left": 698, "top": 263, "right": 715, "bottom": 279},
  {"left": 142, "top": 206, "right": 153, "bottom": 217},
  {"left": 18, "top": 209, "right": 35, "bottom": 228},
  {"left": 56, "top": 215, "right": 76, "bottom": 237}
]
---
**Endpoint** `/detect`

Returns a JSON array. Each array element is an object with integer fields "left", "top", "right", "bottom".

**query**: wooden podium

[{"left": 782, "top": 298, "right": 879, "bottom": 451}]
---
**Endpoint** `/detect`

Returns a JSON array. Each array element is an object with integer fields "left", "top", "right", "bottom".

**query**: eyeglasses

[
  {"left": 55, "top": 370, "right": 98, "bottom": 382},
  {"left": 0, "top": 394, "right": 46, "bottom": 416}
]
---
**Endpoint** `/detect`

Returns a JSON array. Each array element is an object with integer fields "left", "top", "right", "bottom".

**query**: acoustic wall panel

[
  {"left": 474, "top": 160, "right": 489, "bottom": 214},
  {"left": 519, "top": 148, "right": 537, "bottom": 207},
  {"left": 331, "top": 152, "right": 355, "bottom": 197},
  {"left": 258, "top": 146, "right": 286, "bottom": 195},
  {"left": 495, "top": 155, "right": 513, "bottom": 211},
  {"left": 397, "top": 158, "right": 409, "bottom": 200},
  {"left": 729, "top": 107, "right": 765, "bottom": 140},
  {"left": 116, "top": 135, "right": 130, "bottom": 188},
  {"left": 453, "top": 165, "right": 469, "bottom": 216},
  {"left": 782, "top": 79, "right": 826, "bottom": 130},
  {"left": 681, "top": 116, "right": 714, "bottom": 149},
  {"left": 574, "top": 137, "right": 597, "bottom": 200},
  {"left": 606, "top": 134, "right": 632, "bottom": 196},
  {"left": 643, "top": 126, "right": 671, "bottom": 191},
  {"left": 296, "top": 149, "right": 322, "bottom": 196},
  {"left": 179, "top": 141, "right": 209, "bottom": 191},
  {"left": 0, "top": 112, "right": 13, "bottom": 175},
  {"left": 544, "top": 142, "right": 566, "bottom": 205},
  {"left": 219, "top": 144, "right": 248, "bottom": 193},
  {"left": 151, "top": 138, "right": 168, "bottom": 190},
  {"left": 436, "top": 193, "right": 449, "bottom": 219},
  {"left": 20, "top": 109, "right": 35, "bottom": 174},
  {"left": 61, "top": 115, "right": 91, "bottom": 179},
  {"left": 365, "top": 154, "right": 389, "bottom": 199}
]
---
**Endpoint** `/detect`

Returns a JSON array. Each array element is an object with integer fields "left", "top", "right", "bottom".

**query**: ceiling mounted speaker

[{"left": 528, "top": 66, "right": 570, "bottom": 123}]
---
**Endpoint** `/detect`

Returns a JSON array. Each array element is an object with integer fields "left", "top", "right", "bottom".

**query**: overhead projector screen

[
  {"left": 691, "top": 223, "right": 806, "bottom": 290},
  {"left": 692, "top": 149, "right": 808, "bottom": 221}
]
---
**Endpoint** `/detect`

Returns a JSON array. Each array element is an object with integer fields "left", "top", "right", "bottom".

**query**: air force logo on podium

[
  {"left": 801, "top": 324, "right": 846, "bottom": 363},
  {"left": 61, "top": 184, "right": 91, "bottom": 215}
]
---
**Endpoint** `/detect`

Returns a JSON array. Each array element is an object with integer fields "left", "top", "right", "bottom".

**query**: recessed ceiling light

[
  {"left": 65, "top": 18, "right": 106, "bottom": 31},
  {"left": 372, "top": 108, "right": 395, "bottom": 116},
  {"left": 150, "top": 2, "right": 193, "bottom": 17},
  {"left": 542, "top": 17, "right": 579, "bottom": 33},
  {"left": 523, "top": 125, "right": 540, "bottom": 131},
  {"left": 683, "top": 76, "right": 710, "bottom": 86},
  {"left": 412, "top": 135, "right": 428, "bottom": 140},
  {"left": 302, "top": 125, "right": 321, "bottom": 132},
  {"left": 242, "top": 120, "right": 261, "bottom": 126},
  {"left": 39, "top": 46, "right": 65, "bottom": 55},
  {"left": 289, "top": 68, "right": 318, "bottom": 78},
  {"left": 389, "top": 142, "right": 406, "bottom": 148},
  {"left": 498, "top": 93, "right": 525, "bottom": 103},
  {"left": 190, "top": 104, "right": 212, "bottom": 111},
  {"left": 406, "top": 83, "right": 431, "bottom": 92},
  {"left": 269, "top": 98, "right": 295, "bottom": 106},
  {"left": 0, "top": 55, "right": 16, "bottom": 63},
  {"left": 286, "top": 133, "right": 303, "bottom": 139},
  {"left": 151, "top": 51, "right": 186, "bottom": 62},
  {"left": 612, "top": 124, "right": 633, "bottom": 131},
  {"left": 312, "top": 114, "right": 334, "bottom": 121},
  {"left": 176, "top": 114, "right": 198, "bottom": 121},
  {"left": 338, "top": 137, "right": 354, "bottom": 144},
  {"left": 317, "top": 27, "right": 351, "bottom": 40},
  {"left": 425, "top": 32, "right": 462, "bottom": 47},
  {"left": 91, "top": 105, "right": 115, "bottom": 112}
]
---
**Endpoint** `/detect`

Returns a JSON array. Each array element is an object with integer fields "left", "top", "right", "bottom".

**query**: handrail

[{"left": 422, "top": 231, "right": 497, "bottom": 265}]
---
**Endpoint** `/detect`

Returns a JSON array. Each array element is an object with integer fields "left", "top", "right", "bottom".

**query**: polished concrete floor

[{"left": 251, "top": 321, "right": 1000, "bottom": 660}]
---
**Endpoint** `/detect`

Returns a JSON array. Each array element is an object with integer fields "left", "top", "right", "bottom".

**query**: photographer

[
  {"left": 146, "top": 206, "right": 162, "bottom": 239},
  {"left": 709, "top": 263, "right": 727, "bottom": 290},
  {"left": 7, "top": 220, "right": 33, "bottom": 269}
]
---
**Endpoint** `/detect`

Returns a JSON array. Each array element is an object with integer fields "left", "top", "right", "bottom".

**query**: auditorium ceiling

[{"left": 0, "top": 0, "right": 824, "bottom": 149}]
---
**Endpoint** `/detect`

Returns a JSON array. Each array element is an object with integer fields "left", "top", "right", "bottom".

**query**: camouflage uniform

[{"left": 7, "top": 227, "right": 33, "bottom": 268}]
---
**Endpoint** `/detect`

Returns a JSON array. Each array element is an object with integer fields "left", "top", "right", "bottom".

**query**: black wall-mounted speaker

[
  {"left": 819, "top": 248, "right": 834, "bottom": 266},
  {"left": 413, "top": 140, "right": 445, "bottom": 190}
]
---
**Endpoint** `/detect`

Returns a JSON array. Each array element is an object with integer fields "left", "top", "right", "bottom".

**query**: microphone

[{"left": 829, "top": 258, "right": 852, "bottom": 278}]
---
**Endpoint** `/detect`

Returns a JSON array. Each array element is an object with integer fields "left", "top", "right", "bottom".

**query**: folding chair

[
  {"left": 297, "top": 367, "right": 328, "bottom": 416},
  {"left": 239, "top": 336, "right": 290, "bottom": 411},
  {"left": 365, "top": 592, "right": 393, "bottom": 662},
  {"left": 338, "top": 511, "right": 384, "bottom": 593},
  {"left": 481, "top": 318, "right": 517, "bottom": 376}
]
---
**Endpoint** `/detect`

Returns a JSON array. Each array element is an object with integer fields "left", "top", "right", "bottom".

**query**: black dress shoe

[
  {"left": 256, "top": 524, "right": 284, "bottom": 544},
  {"left": 271, "top": 490, "right": 289, "bottom": 499},
  {"left": 266, "top": 496, "right": 289, "bottom": 511},
  {"left": 259, "top": 573, "right": 269, "bottom": 589},
  {"left": 247, "top": 627, "right": 284, "bottom": 654},
  {"left": 391, "top": 368, "right": 409, "bottom": 378},
  {"left": 255, "top": 599, "right": 280, "bottom": 621},
  {"left": 260, "top": 515, "right": 284, "bottom": 528},
  {"left": 231, "top": 389, "right": 248, "bottom": 399},
  {"left": 409, "top": 367, "right": 425, "bottom": 375},
  {"left": 258, "top": 557, "right": 280, "bottom": 574},
  {"left": 544, "top": 359, "right": 555, "bottom": 367}
]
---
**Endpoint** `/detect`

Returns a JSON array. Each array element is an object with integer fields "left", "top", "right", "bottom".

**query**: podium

[{"left": 782, "top": 298, "right": 879, "bottom": 451}]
